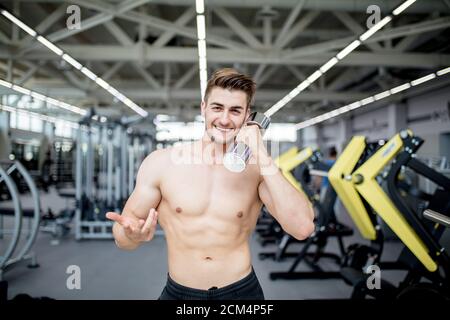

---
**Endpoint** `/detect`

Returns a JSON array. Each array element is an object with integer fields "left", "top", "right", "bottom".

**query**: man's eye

[{"left": 231, "top": 110, "right": 241, "bottom": 114}]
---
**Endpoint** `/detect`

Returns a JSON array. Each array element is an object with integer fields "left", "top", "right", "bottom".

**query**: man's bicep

[
  {"left": 122, "top": 152, "right": 163, "bottom": 219},
  {"left": 123, "top": 183, "right": 161, "bottom": 219}
]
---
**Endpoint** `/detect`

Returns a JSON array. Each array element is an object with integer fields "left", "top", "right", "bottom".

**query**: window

[
  {"left": 264, "top": 123, "right": 297, "bottom": 142},
  {"left": 30, "top": 117, "right": 43, "bottom": 132},
  {"left": 156, "top": 122, "right": 203, "bottom": 141},
  {"left": 155, "top": 121, "right": 297, "bottom": 142},
  {"left": 54, "top": 120, "right": 74, "bottom": 138},
  {"left": 9, "top": 110, "right": 43, "bottom": 132}
]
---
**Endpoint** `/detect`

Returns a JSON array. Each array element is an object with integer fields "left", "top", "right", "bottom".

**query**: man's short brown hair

[{"left": 204, "top": 68, "right": 256, "bottom": 108}]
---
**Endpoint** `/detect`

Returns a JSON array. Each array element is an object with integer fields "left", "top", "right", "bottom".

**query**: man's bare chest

[{"left": 159, "top": 164, "right": 260, "bottom": 216}]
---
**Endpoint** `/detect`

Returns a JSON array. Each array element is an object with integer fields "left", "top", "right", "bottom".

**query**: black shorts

[{"left": 158, "top": 267, "right": 265, "bottom": 300}]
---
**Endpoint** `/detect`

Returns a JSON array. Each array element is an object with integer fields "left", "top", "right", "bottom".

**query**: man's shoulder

[
  {"left": 150, "top": 143, "right": 194, "bottom": 157},
  {"left": 143, "top": 143, "right": 192, "bottom": 163},
  {"left": 137, "top": 148, "right": 173, "bottom": 180},
  {"left": 145, "top": 147, "right": 171, "bottom": 161},
  {"left": 141, "top": 148, "right": 170, "bottom": 168}
]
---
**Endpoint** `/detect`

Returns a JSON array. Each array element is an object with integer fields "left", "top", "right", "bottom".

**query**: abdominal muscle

[
  {"left": 167, "top": 240, "right": 252, "bottom": 290},
  {"left": 158, "top": 204, "right": 256, "bottom": 289}
]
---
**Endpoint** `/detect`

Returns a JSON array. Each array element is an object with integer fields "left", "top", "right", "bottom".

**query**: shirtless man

[{"left": 106, "top": 68, "right": 315, "bottom": 300}]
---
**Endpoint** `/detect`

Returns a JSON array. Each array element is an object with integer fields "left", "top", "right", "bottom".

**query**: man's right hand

[{"left": 106, "top": 208, "right": 159, "bottom": 244}]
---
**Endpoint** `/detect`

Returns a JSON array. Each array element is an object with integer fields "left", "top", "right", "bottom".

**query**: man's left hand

[{"left": 235, "top": 124, "right": 268, "bottom": 161}]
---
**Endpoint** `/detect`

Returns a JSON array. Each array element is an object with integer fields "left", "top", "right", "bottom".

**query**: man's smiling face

[{"left": 202, "top": 87, "right": 249, "bottom": 145}]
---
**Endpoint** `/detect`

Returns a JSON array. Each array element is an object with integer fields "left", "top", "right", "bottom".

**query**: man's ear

[{"left": 200, "top": 100, "right": 206, "bottom": 117}]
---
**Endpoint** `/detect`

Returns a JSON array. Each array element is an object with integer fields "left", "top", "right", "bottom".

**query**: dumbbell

[{"left": 223, "top": 112, "right": 270, "bottom": 173}]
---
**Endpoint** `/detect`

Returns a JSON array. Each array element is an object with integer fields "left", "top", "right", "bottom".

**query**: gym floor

[{"left": 3, "top": 188, "right": 412, "bottom": 300}]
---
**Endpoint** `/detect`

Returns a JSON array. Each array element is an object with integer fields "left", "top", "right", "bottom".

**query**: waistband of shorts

[{"left": 165, "top": 267, "right": 258, "bottom": 299}]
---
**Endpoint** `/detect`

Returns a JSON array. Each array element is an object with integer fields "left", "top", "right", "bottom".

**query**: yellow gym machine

[
  {"left": 330, "top": 130, "right": 450, "bottom": 299},
  {"left": 267, "top": 148, "right": 353, "bottom": 279}
]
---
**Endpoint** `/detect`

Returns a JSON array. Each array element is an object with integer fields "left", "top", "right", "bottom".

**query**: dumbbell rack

[{"left": 76, "top": 220, "right": 113, "bottom": 240}]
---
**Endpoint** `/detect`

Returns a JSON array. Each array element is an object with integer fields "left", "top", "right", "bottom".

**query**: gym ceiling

[{"left": 0, "top": 0, "right": 449, "bottom": 123}]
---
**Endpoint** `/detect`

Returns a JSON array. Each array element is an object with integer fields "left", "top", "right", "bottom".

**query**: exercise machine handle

[{"left": 423, "top": 209, "right": 450, "bottom": 228}]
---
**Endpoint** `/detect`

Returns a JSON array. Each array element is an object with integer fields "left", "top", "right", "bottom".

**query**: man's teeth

[{"left": 215, "top": 126, "right": 232, "bottom": 132}]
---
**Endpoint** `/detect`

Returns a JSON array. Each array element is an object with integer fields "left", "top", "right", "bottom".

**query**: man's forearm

[
  {"left": 258, "top": 152, "right": 315, "bottom": 239},
  {"left": 260, "top": 155, "right": 313, "bottom": 218}
]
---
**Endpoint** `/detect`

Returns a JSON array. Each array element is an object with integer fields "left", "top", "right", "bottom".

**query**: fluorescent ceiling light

[
  {"left": 360, "top": 16, "right": 392, "bottom": 41},
  {"left": 95, "top": 77, "right": 110, "bottom": 90},
  {"left": 1, "top": 10, "right": 37, "bottom": 37},
  {"left": 437, "top": 67, "right": 450, "bottom": 76},
  {"left": 360, "top": 96, "right": 375, "bottom": 106},
  {"left": 306, "top": 70, "right": 322, "bottom": 84},
  {"left": 336, "top": 40, "right": 361, "bottom": 60},
  {"left": 195, "top": 0, "right": 205, "bottom": 14},
  {"left": 198, "top": 39, "right": 206, "bottom": 58},
  {"left": 0, "top": 103, "right": 79, "bottom": 128},
  {"left": 81, "top": 67, "right": 97, "bottom": 81},
  {"left": 0, "top": 8, "right": 164, "bottom": 117},
  {"left": 320, "top": 57, "right": 339, "bottom": 73},
  {"left": 199, "top": 69, "right": 208, "bottom": 83},
  {"left": 196, "top": 15, "right": 206, "bottom": 40},
  {"left": 0, "top": 79, "right": 13, "bottom": 88},
  {"left": 199, "top": 56, "right": 207, "bottom": 71},
  {"left": 62, "top": 53, "right": 82, "bottom": 70},
  {"left": 12, "top": 85, "right": 31, "bottom": 95},
  {"left": 373, "top": 90, "right": 391, "bottom": 100},
  {"left": 293, "top": 66, "right": 444, "bottom": 131},
  {"left": 296, "top": 80, "right": 311, "bottom": 92},
  {"left": 37, "top": 35, "right": 63, "bottom": 56},
  {"left": 0, "top": 78, "right": 86, "bottom": 115},
  {"left": 393, "top": 0, "right": 417, "bottom": 15},
  {"left": 390, "top": 83, "right": 411, "bottom": 94},
  {"left": 30, "top": 91, "right": 46, "bottom": 101},
  {"left": 410, "top": 73, "right": 436, "bottom": 86}
]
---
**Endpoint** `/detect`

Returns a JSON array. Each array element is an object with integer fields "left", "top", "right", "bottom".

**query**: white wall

[
  {"left": 301, "top": 86, "right": 450, "bottom": 157},
  {"left": 351, "top": 106, "right": 389, "bottom": 141},
  {"left": 408, "top": 87, "right": 450, "bottom": 136}
]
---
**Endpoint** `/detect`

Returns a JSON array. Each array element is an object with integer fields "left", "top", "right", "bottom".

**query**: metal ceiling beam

[
  {"left": 117, "top": 9, "right": 248, "bottom": 50},
  {"left": 101, "top": 61, "right": 125, "bottom": 80},
  {"left": 17, "top": 3, "right": 67, "bottom": 48},
  {"left": 333, "top": 11, "right": 384, "bottom": 52},
  {"left": 213, "top": 7, "right": 264, "bottom": 49},
  {"left": 7, "top": 45, "right": 450, "bottom": 68},
  {"left": 17, "top": 0, "right": 151, "bottom": 55},
  {"left": 285, "top": 16, "right": 450, "bottom": 59},
  {"left": 253, "top": 65, "right": 267, "bottom": 83},
  {"left": 16, "top": 60, "right": 46, "bottom": 85},
  {"left": 0, "top": 29, "right": 12, "bottom": 45},
  {"left": 257, "top": 66, "right": 279, "bottom": 87},
  {"left": 173, "top": 65, "right": 198, "bottom": 89},
  {"left": 103, "top": 20, "right": 161, "bottom": 89},
  {"left": 392, "top": 13, "right": 438, "bottom": 53},
  {"left": 133, "top": 65, "right": 162, "bottom": 89},
  {"left": 15, "top": 84, "right": 369, "bottom": 103},
  {"left": 191, "top": 27, "right": 351, "bottom": 40},
  {"left": 273, "top": 0, "right": 305, "bottom": 47},
  {"left": 285, "top": 65, "right": 318, "bottom": 90},
  {"left": 65, "top": 0, "right": 250, "bottom": 50},
  {"left": 274, "top": 11, "right": 319, "bottom": 49},
  {"left": 11, "top": 1, "right": 19, "bottom": 43},
  {"left": 152, "top": 7, "right": 196, "bottom": 48},
  {"left": 327, "top": 67, "right": 374, "bottom": 91},
  {"left": 15, "top": 0, "right": 447, "bottom": 13}
]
